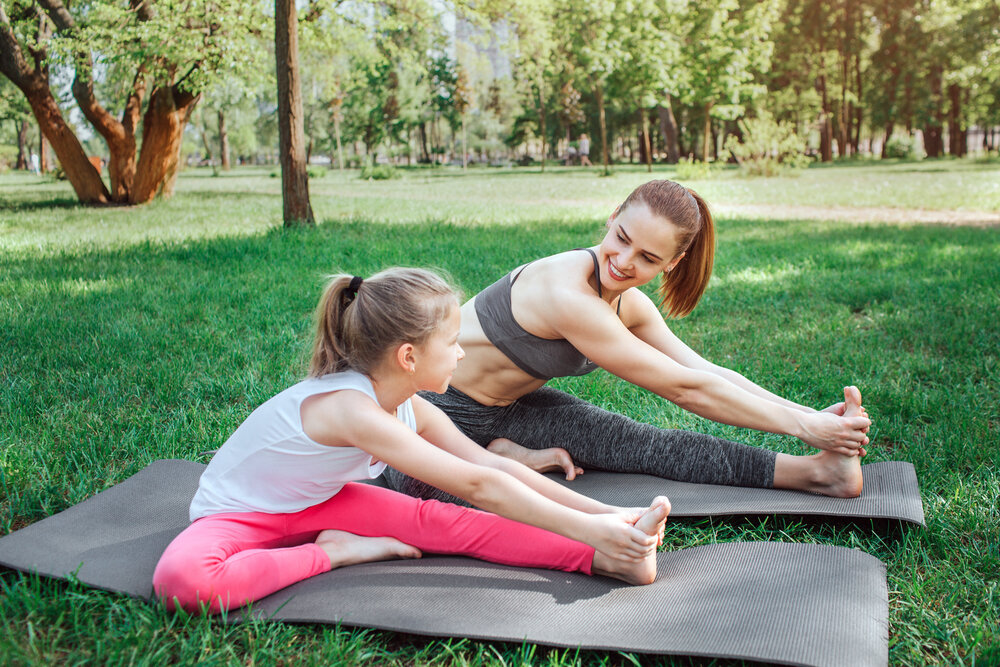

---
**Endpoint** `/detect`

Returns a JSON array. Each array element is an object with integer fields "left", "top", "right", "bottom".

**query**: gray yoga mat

[
  {"left": 543, "top": 461, "right": 924, "bottom": 525},
  {"left": 0, "top": 459, "right": 889, "bottom": 666}
]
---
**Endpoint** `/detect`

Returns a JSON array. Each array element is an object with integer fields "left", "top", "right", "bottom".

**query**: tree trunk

[
  {"left": 595, "top": 82, "right": 609, "bottom": 175},
  {"left": 656, "top": 101, "right": 679, "bottom": 164},
  {"left": 418, "top": 122, "right": 430, "bottom": 163},
  {"left": 201, "top": 118, "right": 214, "bottom": 165},
  {"left": 132, "top": 85, "right": 198, "bottom": 203},
  {"left": 4, "top": 66, "right": 110, "bottom": 201},
  {"left": 702, "top": 103, "right": 713, "bottom": 162},
  {"left": 335, "top": 113, "right": 345, "bottom": 170},
  {"left": 462, "top": 115, "right": 467, "bottom": 169},
  {"left": 219, "top": 109, "right": 231, "bottom": 170},
  {"left": 641, "top": 109, "right": 652, "bottom": 172},
  {"left": 16, "top": 118, "right": 29, "bottom": 170},
  {"left": 817, "top": 70, "right": 833, "bottom": 162},
  {"left": 275, "top": 0, "right": 314, "bottom": 225},
  {"left": 537, "top": 83, "right": 546, "bottom": 172},
  {"left": 948, "top": 84, "right": 964, "bottom": 157},
  {"left": 924, "top": 66, "right": 944, "bottom": 158}
]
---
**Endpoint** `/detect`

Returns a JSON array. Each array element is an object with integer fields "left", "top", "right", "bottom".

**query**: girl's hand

[
  {"left": 588, "top": 512, "right": 661, "bottom": 562},
  {"left": 798, "top": 411, "right": 871, "bottom": 456}
]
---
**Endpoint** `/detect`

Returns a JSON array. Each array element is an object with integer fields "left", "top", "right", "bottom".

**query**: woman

[
  {"left": 385, "top": 180, "right": 871, "bottom": 505},
  {"left": 154, "top": 268, "right": 668, "bottom": 614}
]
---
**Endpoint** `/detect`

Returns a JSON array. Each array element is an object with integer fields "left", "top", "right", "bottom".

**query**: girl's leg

[
  {"left": 153, "top": 511, "right": 329, "bottom": 614},
  {"left": 288, "top": 483, "right": 595, "bottom": 574}
]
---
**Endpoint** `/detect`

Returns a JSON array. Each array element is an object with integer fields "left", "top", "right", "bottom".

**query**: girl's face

[
  {"left": 597, "top": 202, "right": 685, "bottom": 292},
  {"left": 414, "top": 303, "right": 465, "bottom": 393}
]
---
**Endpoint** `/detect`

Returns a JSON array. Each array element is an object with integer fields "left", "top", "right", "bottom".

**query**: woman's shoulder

[{"left": 518, "top": 247, "right": 597, "bottom": 291}]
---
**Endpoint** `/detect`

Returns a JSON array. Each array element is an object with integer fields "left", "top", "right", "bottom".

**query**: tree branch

[{"left": 0, "top": 4, "right": 34, "bottom": 87}]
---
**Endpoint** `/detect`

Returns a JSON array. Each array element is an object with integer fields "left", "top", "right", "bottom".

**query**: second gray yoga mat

[
  {"left": 370, "top": 461, "right": 924, "bottom": 525},
  {"left": 0, "top": 459, "right": 889, "bottom": 667},
  {"left": 543, "top": 461, "right": 924, "bottom": 525}
]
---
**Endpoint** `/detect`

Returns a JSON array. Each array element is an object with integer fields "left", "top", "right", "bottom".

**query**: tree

[
  {"left": 0, "top": 0, "right": 263, "bottom": 205},
  {"left": 553, "top": 0, "right": 621, "bottom": 175},
  {"left": 275, "top": 0, "right": 313, "bottom": 225},
  {"left": 675, "top": 0, "right": 777, "bottom": 161}
]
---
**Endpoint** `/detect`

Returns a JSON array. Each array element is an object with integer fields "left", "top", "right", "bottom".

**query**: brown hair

[
  {"left": 618, "top": 179, "right": 715, "bottom": 318},
  {"left": 309, "top": 267, "right": 460, "bottom": 377}
]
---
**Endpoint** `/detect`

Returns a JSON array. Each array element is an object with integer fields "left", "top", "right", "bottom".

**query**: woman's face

[{"left": 597, "top": 202, "right": 684, "bottom": 292}]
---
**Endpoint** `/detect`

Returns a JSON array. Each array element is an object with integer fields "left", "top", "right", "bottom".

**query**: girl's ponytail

[
  {"left": 310, "top": 275, "right": 356, "bottom": 376},
  {"left": 656, "top": 188, "right": 715, "bottom": 318}
]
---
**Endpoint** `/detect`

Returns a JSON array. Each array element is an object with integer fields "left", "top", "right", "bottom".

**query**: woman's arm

[
  {"left": 552, "top": 290, "right": 870, "bottom": 455},
  {"left": 411, "top": 395, "right": 629, "bottom": 515},
  {"left": 625, "top": 292, "right": 823, "bottom": 413},
  {"left": 307, "top": 390, "right": 656, "bottom": 561}
]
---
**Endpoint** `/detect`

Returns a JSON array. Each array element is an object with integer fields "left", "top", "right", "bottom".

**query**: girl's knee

[{"left": 152, "top": 555, "right": 220, "bottom": 614}]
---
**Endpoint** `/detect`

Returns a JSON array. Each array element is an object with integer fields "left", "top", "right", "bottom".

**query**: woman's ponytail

[{"left": 656, "top": 188, "right": 715, "bottom": 318}]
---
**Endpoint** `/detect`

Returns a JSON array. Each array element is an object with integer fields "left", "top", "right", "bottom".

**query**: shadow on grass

[{"left": 0, "top": 196, "right": 83, "bottom": 212}]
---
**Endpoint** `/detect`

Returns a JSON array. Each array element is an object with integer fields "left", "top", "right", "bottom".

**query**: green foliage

[
  {"left": 306, "top": 166, "right": 327, "bottom": 179},
  {"left": 673, "top": 158, "right": 720, "bottom": 181},
  {"left": 883, "top": 135, "right": 924, "bottom": 160},
  {"left": 724, "top": 112, "right": 810, "bottom": 177},
  {"left": 0, "top": 144, "right": 17, "bottom": 170},
  {"left": 359, "top": 164, "right": 399, "bottom": 180}
]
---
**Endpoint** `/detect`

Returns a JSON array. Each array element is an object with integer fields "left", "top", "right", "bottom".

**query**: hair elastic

[{"left": 344, "top": 275, "right": 364, "bottom": 304}]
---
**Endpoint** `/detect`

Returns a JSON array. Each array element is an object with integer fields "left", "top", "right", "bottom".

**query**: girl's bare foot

[
  {"left": 591, "top": 497, "right": 670, "bottom": 585},
  {"left": 315, "top": 530, "right": 422, "bottom": 569},
  {"left": 487, "top": 438, "right": 583, "bottom": 480}
]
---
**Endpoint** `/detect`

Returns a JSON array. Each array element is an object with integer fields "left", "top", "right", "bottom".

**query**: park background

[{"left": 2, "top": 0, "right": 1000, "bottom": 665}]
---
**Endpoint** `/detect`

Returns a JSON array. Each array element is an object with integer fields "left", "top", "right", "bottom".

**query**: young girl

[
  {"left": 153, "top": 268, "right": 669, "bottom": 614},
  {"left": 384, "top": 180, "right": 873, "bottom": 506}
]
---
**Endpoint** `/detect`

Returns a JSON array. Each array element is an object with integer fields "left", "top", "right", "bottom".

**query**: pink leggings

[{"left": 153, "top": 482, "right": 594, "bottom": 613}]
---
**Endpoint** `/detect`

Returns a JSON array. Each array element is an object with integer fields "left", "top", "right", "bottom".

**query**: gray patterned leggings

[{"left": 383, "top": 385, "right": 776, "bottom": 504}]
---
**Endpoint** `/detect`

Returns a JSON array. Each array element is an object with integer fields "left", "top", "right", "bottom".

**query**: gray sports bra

[{"left": 474, "top": 248, "right": 620, "bottom": 381}]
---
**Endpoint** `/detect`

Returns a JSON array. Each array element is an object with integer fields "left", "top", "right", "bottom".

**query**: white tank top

[{"left": 189, "top": 370, "right": 414, "bottom": 520}]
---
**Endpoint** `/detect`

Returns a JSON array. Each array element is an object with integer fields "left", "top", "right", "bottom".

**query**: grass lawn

[{"left": 1, "top": 161, "right": 998, "bottom": 665}]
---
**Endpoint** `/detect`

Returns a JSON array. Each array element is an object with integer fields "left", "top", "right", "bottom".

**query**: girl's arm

[
  {"left": 410, "top": 395, "right": 632, "bottom": 516},
  {"left": 307, "top": 390, "right": 656, "bottom": 562},
  {"left": 552, "top": 290, "right": 870, "bottom": 455}
]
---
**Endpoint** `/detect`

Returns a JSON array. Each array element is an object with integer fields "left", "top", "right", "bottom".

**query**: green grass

[{"left": 1, "top": 162, "right": 999, "bottom": 665}]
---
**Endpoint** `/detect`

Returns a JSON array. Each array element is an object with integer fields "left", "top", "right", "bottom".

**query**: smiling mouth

[{"left": 608, "top": 260, "right": 629, "bottom": 281}]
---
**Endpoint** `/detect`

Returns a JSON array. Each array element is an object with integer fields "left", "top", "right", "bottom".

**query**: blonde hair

[
  {"left": 618, "top": 179, "right": 715, "bottom": 318},
  {"left": 309, "top": 267, "right": 460, "bottom": 377}
]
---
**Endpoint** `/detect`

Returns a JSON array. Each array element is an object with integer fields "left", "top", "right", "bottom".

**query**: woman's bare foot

[
  {"left": 487, "top": 438, "right": 583, "bottom": 480},
  {"left": 776, "top": 387, "right": 865, "bottom": 497},
  {"left": 315, "top": 530, "right": 422, "bottom": 569},
  {"left": 591, "top": 497, "right": 670, "bottom": 585}
]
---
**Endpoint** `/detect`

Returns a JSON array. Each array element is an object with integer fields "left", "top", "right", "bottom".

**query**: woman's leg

[{"left": 491, "top": 387, "right": 776, "bottom": 487}]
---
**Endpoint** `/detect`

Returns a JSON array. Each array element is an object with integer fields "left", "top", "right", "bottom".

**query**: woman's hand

[{"left": 798, "top": 411, "right": 871, "bottom": 456}]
